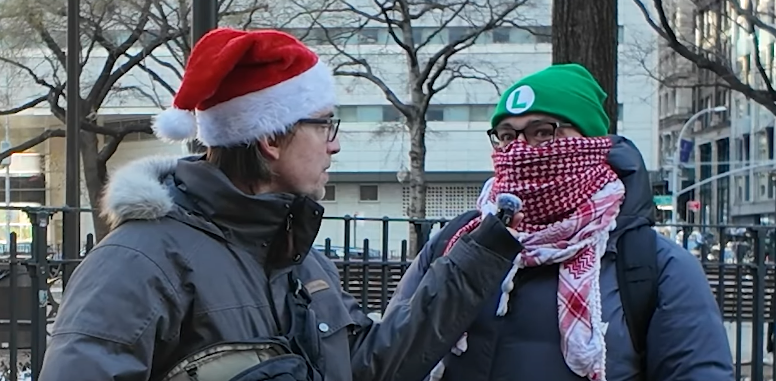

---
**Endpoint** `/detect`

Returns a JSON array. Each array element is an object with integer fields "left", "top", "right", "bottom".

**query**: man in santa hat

[{"left": 38, "top": 28, "right": 525, "bottom": 381}]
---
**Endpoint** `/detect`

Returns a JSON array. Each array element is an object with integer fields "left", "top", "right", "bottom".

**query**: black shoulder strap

[
  {"left": 285, "top": 269, "right": 324, "bottom": 381},
  {"left": 615, "top": 224, "right": 659, "bottom": 368},
  {"left": 431, "top": 210, "right": 481, "bottom": 262}
]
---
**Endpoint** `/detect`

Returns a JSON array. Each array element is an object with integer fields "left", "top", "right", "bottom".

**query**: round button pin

[{"left": 318, "top": 323, "right": 330, "bottom": 333}]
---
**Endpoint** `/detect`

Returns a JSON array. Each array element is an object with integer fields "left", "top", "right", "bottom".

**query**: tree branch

[
  {"left": 0, "top": 95, "right": 48, "bottom": 115},
  {"left": 98, "top": 119, "right": 153, "bottom": 162},
  {"left": 0, "top": 129, "right": 65, "bottom": 161},
  {"left": 634, "top": 0, "right": 776, "bottom": 114},
  {"left": 744, "top": 1, "right": 776, "bottom": 100}
]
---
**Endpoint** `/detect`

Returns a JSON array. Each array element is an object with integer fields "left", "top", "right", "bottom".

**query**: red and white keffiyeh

[{"left": 435, "top": 137, "right": 625, "bottom": 381}]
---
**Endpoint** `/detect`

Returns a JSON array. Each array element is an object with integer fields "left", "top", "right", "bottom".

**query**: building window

[
  {"left": 448, "top": 27, "right": 475, "bottom": 42},
  {"left": 491, "top": 28, "right": 511, "bottom": 43},
  {"left": 359, "top": 185, "right": 379, "bottom": 201},
  {"left": 531, "top": 26, "right": 552, "bottom": 44},
  {"left": 759, "top": 172, "right": 770, "bottom": 200},
  {"left": 382, "top": 106, "right": 403, "bottom": 122},
  {"left": 278, "top": 26, "right": 560, "bottom": 47},
  {"left": 617, "top": 103, "right": 624, "bottom": 121},
  {"left": 426, "top": 105, "right": 445, "bottom": 121},
  {"left": 321, "top": 185, "right": 336, "bottom": 201},
  {"left": 358, "top": 28, "right": 379, "bottom": 44},
  {"left": 337, "top": 104, "right": 498, "bottom": 122},
  {"left": 470, "top": 105, "right": 495, "bottom": 122}
]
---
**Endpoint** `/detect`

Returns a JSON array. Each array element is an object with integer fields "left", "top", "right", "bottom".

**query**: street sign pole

[
  {"left": 187, "top": 0, "right": 218, "bottom": 154},
  {"left": 63, "top": 0, "right": 81, "bottom": 286},
  {"left": 669, "top": 106, "right": 727, "bottom": 240}
]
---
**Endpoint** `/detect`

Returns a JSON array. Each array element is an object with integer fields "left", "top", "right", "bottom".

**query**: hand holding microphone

[{"left": 495, "top": 193, "right": 524, "bottom": 237}]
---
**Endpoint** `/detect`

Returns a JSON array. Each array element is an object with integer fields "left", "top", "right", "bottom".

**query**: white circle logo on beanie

[{"left": 505, "top": 85, "right": 535, "bottom": 114}]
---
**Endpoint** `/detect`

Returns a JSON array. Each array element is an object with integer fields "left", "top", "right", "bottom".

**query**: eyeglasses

[
  {"left": 487, "top": 121, "right": 573, "bottom": 147},
  {"left": 297, "top": 118, "right": 340, "bottom": 142}
]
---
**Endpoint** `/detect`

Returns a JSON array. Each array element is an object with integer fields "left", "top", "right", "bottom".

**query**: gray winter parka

[{"left": 38, "top": 156, "right": 522, "bottom": 381}]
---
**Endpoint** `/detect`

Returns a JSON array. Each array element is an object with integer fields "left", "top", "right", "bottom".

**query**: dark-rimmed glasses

[
  {"left": 298, "top": 118, "right": 340, "bottom": 142},
  {"left": 487, "top": 121, "right": 573, "bottom": 147}
]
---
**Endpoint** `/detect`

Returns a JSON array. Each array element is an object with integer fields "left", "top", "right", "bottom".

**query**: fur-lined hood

[{"left": 100, "top": 156, "right": 184, "bottom": 230}]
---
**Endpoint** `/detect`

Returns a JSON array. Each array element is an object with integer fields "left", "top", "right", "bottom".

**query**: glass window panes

[
  {"left": 358, "top": 28, "right": 379, "bottom": 44},
  {"left": 267, "top": 26, "right": 560, "bottom": 47},
  {"left": 492, "top": 28, "right": 511, "bottom": 43},
  {"left": 410, "top": 28, "right": 445, "bottom": 45},
  {"left": 382, "top": 106, "right": 402, "bottom": 122},
  {"left": 322, "top": 185, "right": 336, "bottom": 201},
  {"left": 327, "top": 28, "right": 356, "bottom": 45},
  {"left": 757, "top": 131, "right": 769, "bottom": 160},
  {"left": 530, "top": 26, "right": 552, "bottom": 44},
  {"left": 336, "top": 104, "right": 499, "bottom": 122},
  {"left": 357, "top": 106, "right": 384, "bottom": 122},
  {"left": 448, "top": 27, "right": 474, "bottom": 43},
  {"left": 0, "top": 225, "right": 33, "bottom": 244},
  {"left": 412, "top": 28, "right": 422, "bottom": 43},
  {"left": 338, "top": 106, "right": 359, "bottom": 123},
  {"left": 759, "top": 172, "right": 770, "bottom": 199},
  {"left": 0, "top": 209, "right": 31, "bottom": 225},
  {"left": 359, "top": 185, "right": 379, "bottom": 201},
  {"left": 470, "top": 105, "right": 495, "bottom": 122},
  {"left": 444, "top": 106, "right": 470, "bottom": 121},
  {"left": 426, "top": 106, "right": 445, "bottom": 121}
]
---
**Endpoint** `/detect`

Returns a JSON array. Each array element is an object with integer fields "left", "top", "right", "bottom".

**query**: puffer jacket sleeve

[
  {"left": 346, "top": 214, "right": 522, "bottom": 381},
  {"left": 645, "top": 237, "right": 735, "bottom": 380},
  {"left": 382, "top": 227, "right": 443, "bottom": 317},
  {"left": 39, "top": 244, "right": 185, "bottom": 381}
]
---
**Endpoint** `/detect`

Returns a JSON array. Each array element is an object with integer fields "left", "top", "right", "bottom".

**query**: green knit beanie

[{"left": 490, "top": 63, "right": 609, "bottom": 137}]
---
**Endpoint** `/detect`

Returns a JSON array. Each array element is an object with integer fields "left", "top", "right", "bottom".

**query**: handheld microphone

[{"left": 495, "top": 193, "right": 523, "bottom": 227}]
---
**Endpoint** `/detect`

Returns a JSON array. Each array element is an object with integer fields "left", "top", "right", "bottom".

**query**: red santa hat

[{"left": 152, "top": 28, "right": 337, "bottom": 147}]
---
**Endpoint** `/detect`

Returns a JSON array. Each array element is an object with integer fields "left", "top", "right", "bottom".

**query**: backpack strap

[
  {"left": 615, "top": 223, "right": 659, "bottom": 373},
  {"left": 430, "top": 210, "right": 481, "bottom": 262}
]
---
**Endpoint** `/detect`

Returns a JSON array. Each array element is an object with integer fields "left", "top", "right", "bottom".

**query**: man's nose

[{"left": 328, "top": 136, "right": 341, "bottom": 155}]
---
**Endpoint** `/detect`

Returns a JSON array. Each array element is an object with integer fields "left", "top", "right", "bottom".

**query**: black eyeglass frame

[
  {"left": 297, "top": 118, "right": 341, "bottom": 142},
  {"left": 486, "top": 121, "right": 574, "bottom": 147}
]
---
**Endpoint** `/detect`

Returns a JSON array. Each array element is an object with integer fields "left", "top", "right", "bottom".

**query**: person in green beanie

[
  {"left": 386, "top": 63, "right": 733, "bottom": 381},
  {"left": 488, "top": 63, "right": 608, "bottom": 148}
]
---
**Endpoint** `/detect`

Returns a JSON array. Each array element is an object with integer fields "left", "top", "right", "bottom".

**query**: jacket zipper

[{"left": 265, "top": 213, "right": 293, "bottom": 335}]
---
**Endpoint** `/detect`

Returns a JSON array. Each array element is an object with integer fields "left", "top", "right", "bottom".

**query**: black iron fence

[{"left": 1, "top": 208, "right": 776, "bottom": 380}]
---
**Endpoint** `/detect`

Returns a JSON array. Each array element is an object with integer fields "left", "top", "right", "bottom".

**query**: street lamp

[{"left": 669, "top": 105, "right": 728, "bottom": 239}]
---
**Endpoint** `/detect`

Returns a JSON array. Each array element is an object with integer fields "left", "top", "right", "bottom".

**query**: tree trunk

[
  {"left": 407, "top": 117, "right": 427, "bottom": 257},
  {"left": 551, "top": 0, "right": 619, "bottom": 134},
  {"left": 79, "top": 130, "right": 110, "bottom": 241}
]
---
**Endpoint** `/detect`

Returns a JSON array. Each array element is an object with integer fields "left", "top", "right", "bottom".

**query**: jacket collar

[{"left": 101, "top": 155, "right": 323, "bottom": 265}]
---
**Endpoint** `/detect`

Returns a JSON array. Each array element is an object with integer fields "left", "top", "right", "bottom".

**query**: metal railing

[{"left": 2, "top": 209, "right": 776, "bottom": 380}]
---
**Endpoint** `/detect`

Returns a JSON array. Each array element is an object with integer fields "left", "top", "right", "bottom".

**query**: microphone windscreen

[{"left": 496, "top": 193, "right": 522, "bottom": 213}]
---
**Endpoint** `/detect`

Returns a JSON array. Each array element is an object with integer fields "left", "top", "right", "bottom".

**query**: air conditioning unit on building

[{"left": 8, "top": 153, "right": 42, "bottom": 175}]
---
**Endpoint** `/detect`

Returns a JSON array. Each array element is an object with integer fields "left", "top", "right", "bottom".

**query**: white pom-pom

[{"left": 151, "top": 107, "right": 198, "bottom": 142}]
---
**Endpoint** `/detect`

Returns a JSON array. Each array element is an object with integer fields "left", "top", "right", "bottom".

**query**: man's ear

[{"left": 257, "top": 136, "right": 282, "bottom": 161}]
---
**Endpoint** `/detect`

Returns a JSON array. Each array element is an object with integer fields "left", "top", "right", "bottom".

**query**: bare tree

[
  {"left": 633, "top": 0, "right": 776, "bottom": 114},
  {"left": 552, "top": 0, "right": 618, "bottom": 133},
  {"left": 0, "top": 0, "right": 266, "bottom": 240},
  {"left": 275, "top": 0, "right": 531, "bottom": 249}
]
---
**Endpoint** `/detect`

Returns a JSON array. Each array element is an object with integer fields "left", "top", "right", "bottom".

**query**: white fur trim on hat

[
  {"left": 151, "top": 107, "right": 198, "bottom": 142},
  {"left": 196, "top": 60, "right": 337, "bottom": 147}
]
